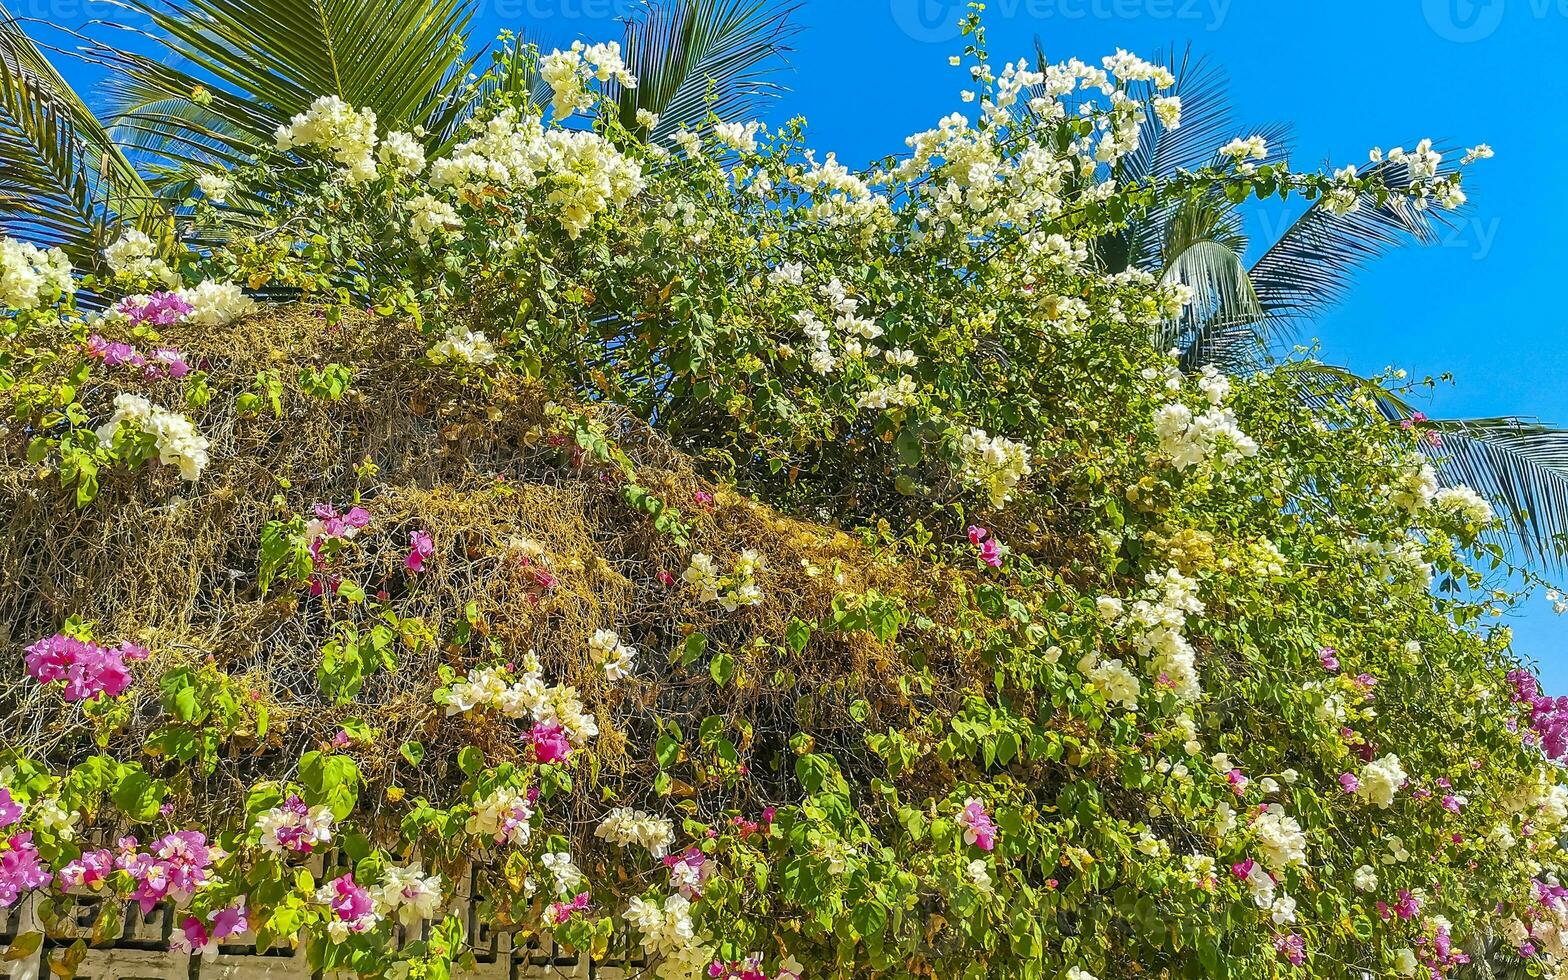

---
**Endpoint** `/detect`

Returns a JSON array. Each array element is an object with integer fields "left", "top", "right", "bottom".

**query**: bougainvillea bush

[{"left": 2, "top": 15, "right": 1564, "bottom": 980}]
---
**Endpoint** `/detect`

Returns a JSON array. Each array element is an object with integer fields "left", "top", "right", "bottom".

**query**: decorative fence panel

[{"left": 0, "top": 874, "right": 646, "bottom": 980}]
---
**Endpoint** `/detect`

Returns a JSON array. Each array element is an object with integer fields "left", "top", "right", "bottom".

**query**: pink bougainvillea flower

[
  {"left": 526, "top": 721, "right": 573, "bottom": 765},
  {"left": 308, "top": 503, "right": 372, "bottom": 544},
  {"left": 0, "top": 832, "right": 52, "bottom": 907},
  {"left": 1274, "top": 932, "right": 1305, "bottom": 966},
  {"left": 956, "top": 797, "right": 997, "bottom": 852},
  {"left": 56, "top": 852, "right": 105, "bottom": 891},
  {"left": 967, "top": 526, "right": 1004, "bottom": 567},
  {"left": 86, "top": 334, "right": 140, "bottom": 367},
  {"left": 57, "top": 849, "right": 113, "bottom": 891},
  {"left": 547, "top": 890, "right": 591, "bottom": 924},
  {"left": 405, "top": 530, "right": 435, "bottom": 572},
  {"left": 172, "top": 916, "right": 217, "bottom": 958},
  {"left": 116, "top": 291, "right": 193, "bottom": 328},
  {"left": 1338, "top": 773, "right": 1360, "bottom": 794},
  {"left": 1226, "top": 768, "right": 1249, "bottom": 797},
  {"left": 152, "top": 348, "right": 191, "bottom": 379},
  {"left": 24, "top": 633, "right": 136, "bottom": 702},
  {"left": 326, "top": 873, "right": 375, "bottom": 926},
  {"left": 663, "top": 846, "right": 712, "bottom": 899},
  {"left": 211, "top": 897, "right": 249, "bottom": 940},
  {"left": 1317, "top": 647, "right": 1340, "bottom": 672},
  {"left": 657, "top": 569, "right": 675, "bottom": 587},
  {"left": 0, "top": 790, "right": 21, "bottom": 830}
]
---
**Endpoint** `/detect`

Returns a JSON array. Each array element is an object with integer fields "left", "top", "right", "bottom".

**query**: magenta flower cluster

[
  {"left": 525, "top": 720, "right": 573, "bottom": 764},
  {"left": 0, "top": 831, "right": 50, "bottom": 907},
  {"left": 112, "top": 831, "right": 222, "bottom": 913},
  {"left": 405, "top": 529, "right": 434, "bottom": 572},
  {"left": 87, "top": 331, "right": 191, "bottom": 379},
  {"left": 0, "top": 792, "right": 51, "bottom": 907},
  {"left": 325, "top": 873, "right": 376, "bottom": 933},
  {"left": 305, "top": 503, "right": 372, "bottom": 596},
  {"left": 967, "top": 526, "right": 1003, "bottom": 568},
  {"left": 173, "top": 898, "right": 249, "bottom": 958},
  {"left": 1510, "top": 669, "right": 1568, "bottom": 761},
  {"left": 24, "top": 633, "right": 146, "bottom": 702},
  {"left": 956, "top": 798, "right": 997, "bottom": 852},
  {"left": 115, "top": 291, "right": 194, "bottom": 327},
  {"left": 547, "top": 891, "right": 590, "bottom": 924}
]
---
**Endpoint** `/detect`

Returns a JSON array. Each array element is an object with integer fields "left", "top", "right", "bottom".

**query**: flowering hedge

[{"left": 1, "top": 15, "right": 1563, "bottom": 980}]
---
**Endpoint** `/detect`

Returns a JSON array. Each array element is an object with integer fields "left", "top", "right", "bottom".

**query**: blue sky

[{"left": 39, "top": 0, "right": 1568, "bottom": 684}]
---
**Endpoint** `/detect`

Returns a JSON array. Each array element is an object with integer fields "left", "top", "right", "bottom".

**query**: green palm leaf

[
  {"left": 0, "top": 8, "right": 162, "bottom": 268},
  {"left": 1157, "top": 237, "right": 1262, "bottom": 368},
  {"left": 87, "top": 0, "right": 480, "bottom": 176},
  {"left": 1194, "top": 152, "right": 1463, "bottom": 370},
  {"left": 1277, "top": 362, "right": 1568, "bottom": 572},
  {"left": 606, "top": 0, "right": 799, "bottom": 140}
]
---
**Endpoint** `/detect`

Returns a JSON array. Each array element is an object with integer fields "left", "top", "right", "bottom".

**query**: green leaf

[
  {"left": 785, "top": 618, "right": 812, "bottom": 655},
  {"left": 110, "top": 765, "right": 168, "bottom": 822},
  {"left": 680, "top": 632, "right": 708, "bottom": 667},
  {"left": 299, "top": 750, "right": 360, "bottom": 820}
]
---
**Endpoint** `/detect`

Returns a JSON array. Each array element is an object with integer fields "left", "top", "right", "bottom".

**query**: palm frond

[
  {"left": 1275, "top": 363, "right": 1568, "bottom": 573},
  {"left": 1157, "top": 237, "right": 1262, "bottom": 368},
  {"left": 87, "top": 0, "right": 480, "bottom": 174},
  {"left": 606, "top": 0, "right": 799, "bottom": 140},
  {"left": 1427, "top": 417, "right": 1568, "bottom": 573},
  {"left": 0, "top": 9, "right": 162, "bottom": 268},
  {"left": 1250, "top": 169, "right": 1453, "bottom": 322},
  {"left": 1178, "top": 151, "right": 1463, "bottom": 371},
  {"left": 1090, "top": 44, "right": 1288, "bottom": 276},
  {"left": 1118, "top": 47, "right": 1236, "bottom": 184}
]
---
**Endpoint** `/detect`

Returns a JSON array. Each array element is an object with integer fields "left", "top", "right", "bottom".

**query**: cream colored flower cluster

[
  {"left": 594, "top": 806, "right": 675, "bottom": 859},
  {"left": 1116, "top": 566, "right": 1206, "bottom": 702},
  {"left": 274, "top": 95, "right": 381, "bottom": 182},
  {"left": 682, "top": 550, "right": 765, "bottom": 612},
  {"left": 94, "top": 392, "right": 211, "bottom": 482},
  {"left": 1152, "top": 365, "right": 1259, "bottom": 471},
  {"left": 957, "top": 427, "right": 1033, "bottom": 508},
  {"left": 623, "top": 893, "right": 712, "bottom": 980},
  {"left": 1355, "top": 753, "right": 1409, "bottom": 809},
  {"left": 1432, "top": 484, "right": 1495, "bottom": 526},
  {"left": 442, "top": 653, "right": 599, "bottom": 744},
  {"left": 465, "top": 787, "right": 534, "bottom": 846},
  {"left": 103, "top": 230, "right": 178, "bottom": 285},
  {"left": 406, "top": 194, "right": 462, "bottom": 246},
  {"left": 1390, "top": 454, "right": 1439, "bottom": 514},
  {"left": 539, "top": 40, "right": 635, "bottom": 119},
  {"left": 179, "top": 279, "right": 258, "bottom": 327},
  {"left": 427, "top": 108, "right": 644, "bottom": 239},
  {"left": 427, "top": 325, "right": 497, "bottom": 366},
  {"left": 0, "top": 237, "right": 72, "bottom": 311},
  {"left": 589, "top": 628, "right": 636, "bottom": 681}
]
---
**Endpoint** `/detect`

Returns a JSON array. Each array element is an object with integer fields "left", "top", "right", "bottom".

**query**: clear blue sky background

[{"left": 37, "top": 0, "right": 1568, "bottom": 685}]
